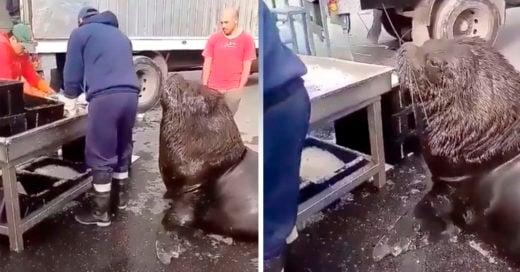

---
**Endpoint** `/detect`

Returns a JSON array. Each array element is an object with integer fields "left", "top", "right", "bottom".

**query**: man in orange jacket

[{"left": 0, "top": 23, "right": 54, "bottom": 98}]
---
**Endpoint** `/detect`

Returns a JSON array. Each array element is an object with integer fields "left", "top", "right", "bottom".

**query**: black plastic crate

[
  {"left": 0, "top": 80, "right": 24, "bottom": 117},
  {"left": 0, "top": 159, "right": 89, "bottom": 222},
  {"left": 0, "top": 113, "right": 27, "bottom": 137},
  {"left": 0, "top": 173, "right": 63, "bottom": 222},
  {"left": 23, "top": 95, "right": 65, "bottom": 129},
  {"left": 298, "top": 137, "right": 368, "bottom": 204}
]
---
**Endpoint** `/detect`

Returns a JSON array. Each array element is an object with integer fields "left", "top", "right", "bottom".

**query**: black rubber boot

[
  {"left": 75, "top": 189, "right": 112, "bottom": 227},
  {"left": 112, "top": 179, "right": 128, "bottom": 210}
]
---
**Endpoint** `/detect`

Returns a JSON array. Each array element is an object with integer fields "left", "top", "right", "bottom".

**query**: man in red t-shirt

[{"left": 202, "top": 8, "right": 257, "bottom": 115}]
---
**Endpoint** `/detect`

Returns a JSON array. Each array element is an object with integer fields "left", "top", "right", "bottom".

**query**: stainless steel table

[
  {"left": 297, "top": 55, "right": 394, "bottom": 224},
  {"left": 0, "top": 113, "right": 91, "bottom": 252}
]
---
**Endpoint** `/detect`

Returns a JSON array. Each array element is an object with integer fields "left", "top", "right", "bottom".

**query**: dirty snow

[
  {"left": 300, "top": 146, "right": 345, "bottom": 183},
  {"left": 298, "top": 212, "right": 326, "bottom": 230},
  {"left": 469, "top": 240, "right": 497, "bottom": 264},
  {"left": 208, "top": 234, "right": 234, "bottom": 246},
  {"left": 302, "top": 64, "right": 354, "bottom": 99}
]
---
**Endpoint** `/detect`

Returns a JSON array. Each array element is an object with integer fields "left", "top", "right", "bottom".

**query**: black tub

[
  {"left": 298, "top": 137, "right": 369, "bottom": 205},
  {"left": 0, "top": 113, "right": 27, "bottom": 137},
  {"left": 0, "top": 80, "right": 24, "bottom": 117},
  {"left": 23, "top": 95, "right": 65, "bottom": 129},
  {"left": 19, "top": 157, "right": 89, "bottom": 179},
  {"left": 0, "top": 172, "right": 78, "bottom": 222},
  {"left": 0, "top": 158, "right": 90, "bottom": 222}
]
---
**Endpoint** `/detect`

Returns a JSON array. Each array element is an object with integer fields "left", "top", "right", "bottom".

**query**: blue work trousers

[{"left": 264, "top": 78, "right": 310, "bottom": 260}]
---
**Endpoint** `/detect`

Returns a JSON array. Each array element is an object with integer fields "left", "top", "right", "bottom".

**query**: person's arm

[
  {"left": 0, "top": 43, "right": 14, "bottom": 80},
  {"left": 63, "top": 29, "right": 85, "bottom": 99},
  {"left": 202, "top": 57, "right": 212, "bottom": 86},
  {"left": 238, "top": 35, "right": 257, "bottom": 90},
  {"left": 201, "top": 35, "right": 215, "bottom": 86},
  {"left": 20, "top": 55, "right": 42, "bottom": 87}
]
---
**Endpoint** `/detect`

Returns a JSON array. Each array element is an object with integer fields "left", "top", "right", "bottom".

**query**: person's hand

[
  {"left": 37, "top": 80, "right": 55, "bottom": 95},
  {"left": 56, "top": 93, "right": 78, "bottom": 117}
]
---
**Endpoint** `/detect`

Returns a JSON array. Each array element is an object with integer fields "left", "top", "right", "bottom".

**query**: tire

[
  {"left": 133, "top": 55, "right": 162, "bottom": 113},
  {"left": 381, "top": 9, "right": 413, "bottom": 41},
  {"left": 431, "top": 0, "right": 501, "bottom": 45}
]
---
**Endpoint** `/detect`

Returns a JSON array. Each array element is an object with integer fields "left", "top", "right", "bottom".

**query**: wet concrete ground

[
  {"left": 0, "top": 71, "right": 259, "bottom": 272},
  {"left": 288, "top": 155, "right": 520, "bottom": 272}
]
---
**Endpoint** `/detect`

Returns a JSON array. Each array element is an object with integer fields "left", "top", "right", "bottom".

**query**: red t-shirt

[{"left": 202, "top": 31, "right": 256, "bottom": 91}]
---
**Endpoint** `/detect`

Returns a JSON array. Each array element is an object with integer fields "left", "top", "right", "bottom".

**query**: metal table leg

[
  {"left": 2, "top": 164, "right": 23, "bottom": 252},
  {"left": 367, "top": 100, "right": 387, "bottom": 188},
  {"left": 318, "top": 0, "right": 332, "bottom": 57},
  {"left": 301, "top": 12, "right": 315, "bottom": 55},
  {"left": 288, "top": 15, "right": 299, "bottom": 52}
]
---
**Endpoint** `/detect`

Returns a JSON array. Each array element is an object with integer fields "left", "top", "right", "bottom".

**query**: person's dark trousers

[
  {"left": 264, "top": 78, "right": 310, "bottom": 271},
  {"left": 75, "top": 91, "right": 138, "bottom": 227}
]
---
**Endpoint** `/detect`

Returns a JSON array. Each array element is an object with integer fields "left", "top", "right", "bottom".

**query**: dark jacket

[
  {"left": 63, "top": 11, "right": 139, "bottom": 101},
  {"left": 261, "top": 1, "right": 307, "bottom": 94}
]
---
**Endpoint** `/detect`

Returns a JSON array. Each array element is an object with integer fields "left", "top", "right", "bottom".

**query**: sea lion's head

[
  {"left": 397, "top": 37, "right": 520, "bottom": 173},
  {"left": 397, "top": 37, "right": 490, "bottom": 106},
  {"left": 161, "top": 73, "right": 222, "bottom": 116}
]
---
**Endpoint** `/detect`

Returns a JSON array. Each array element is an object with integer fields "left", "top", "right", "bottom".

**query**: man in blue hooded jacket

[
  {"left": 262, "top": 1, "right": 311, "bottom": 271},
  {"left": 62, "top": 7, "right": 140, "bottom": 227}
]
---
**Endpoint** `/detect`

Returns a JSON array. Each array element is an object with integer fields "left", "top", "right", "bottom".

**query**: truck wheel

[
  {"left": 431, "top": 0, "right": 501, "bottom": 45},
  {"left": 381, "top": 9, "right": 413, "bottom": 41},
  {"left": 133, "top": 55, "right": 162, "bottom": 113}
]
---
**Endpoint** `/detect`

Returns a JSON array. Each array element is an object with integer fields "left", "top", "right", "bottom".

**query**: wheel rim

[
  {"left": 452, "top": 8, "right": 493, "bottom": 39},
  {"left": 435, "top": 1, "right": 500, "bottom": 43},
  {"left": 136, "top": 66, "right": 159, "bottom": 108}
]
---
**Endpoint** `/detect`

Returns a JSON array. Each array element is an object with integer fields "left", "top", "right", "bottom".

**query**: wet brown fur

[
  {"left": 158, "top": 73, "right": 257, "bottom": 238},
  {"left": 398, "top": 37, "right": 520, "bottom": 179},
  {"left": 399, "top": 37, "right": 520, "bottom": 258}
]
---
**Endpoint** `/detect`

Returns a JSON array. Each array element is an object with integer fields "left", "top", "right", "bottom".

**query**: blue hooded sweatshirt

[
  {"left": 63, "top": 11, "right": 140, "bottom": 101},
  {"left": 261, "top": 1, "right": 307, "bottom": 94}
]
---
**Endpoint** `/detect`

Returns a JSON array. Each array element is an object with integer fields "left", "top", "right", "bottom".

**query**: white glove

[{"left": 56, "top": 93, "right": 78, "bottom": 117}]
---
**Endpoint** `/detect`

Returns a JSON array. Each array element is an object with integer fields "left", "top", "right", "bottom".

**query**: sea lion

[
  {"left": 158, "top": 73, "right": 258, "bottom": 239},
  {"left": 398, "top": 37, "right": 520, "bottom": 181},
  {"left": 470, "top": 157, "right": 520, "bottom": 258},
  {"left": 397, "top": 37, "right": 520, "bottom": 246}
]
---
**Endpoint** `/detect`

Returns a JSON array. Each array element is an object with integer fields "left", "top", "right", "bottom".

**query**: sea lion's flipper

[{"left": 161, "top": 191, "right": 199, "bottom": 231}]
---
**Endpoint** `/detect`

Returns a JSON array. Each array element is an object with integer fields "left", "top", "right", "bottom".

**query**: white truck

[{"left": 12, "top": 0, "right": 258, "bottom": 113}]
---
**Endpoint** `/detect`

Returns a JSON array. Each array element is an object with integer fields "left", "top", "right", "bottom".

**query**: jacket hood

[{"left": 82, "top": 11, "right": 119, "bottom": 28}]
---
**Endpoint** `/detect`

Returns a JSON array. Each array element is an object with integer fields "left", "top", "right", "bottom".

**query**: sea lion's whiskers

[{"left": 409, "top": 65, "right": 431, "bottom": 126}]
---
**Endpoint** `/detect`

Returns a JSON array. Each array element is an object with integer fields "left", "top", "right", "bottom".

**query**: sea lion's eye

[{"left": 427, "top": 59, "right": 441, "bottom": 68}]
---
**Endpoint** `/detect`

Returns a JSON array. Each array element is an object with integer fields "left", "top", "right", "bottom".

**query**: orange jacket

[{"left": 0, "top": 31, "right": 52, "bottom": 97}]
